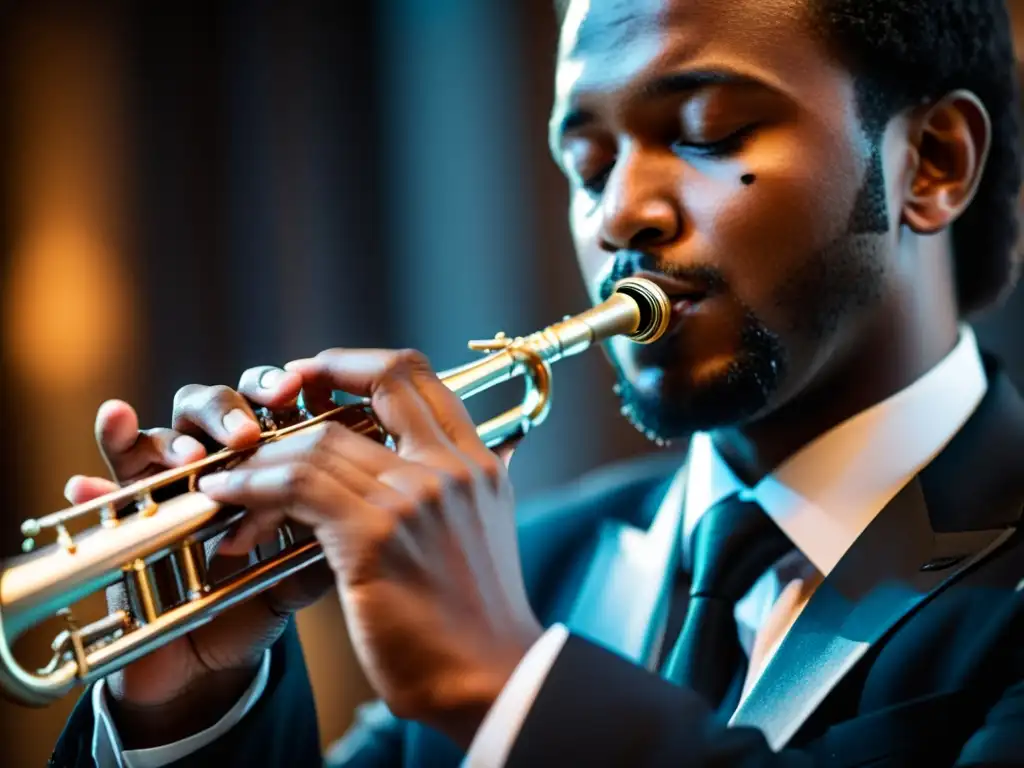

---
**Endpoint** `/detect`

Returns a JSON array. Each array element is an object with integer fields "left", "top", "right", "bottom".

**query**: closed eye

[
  {"left": 582, "top": 165, "right": 614, "bottom": 195},
  {"left": 578, "top": 124, "right": 759, "bottom": 198},
  {"left": 674, "top": 124, "right": 759, "bottom": 158}
]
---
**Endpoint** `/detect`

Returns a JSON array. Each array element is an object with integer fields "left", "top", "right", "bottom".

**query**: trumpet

[{"left": 0, "top": 277, "right": 671, "bottom": 707}]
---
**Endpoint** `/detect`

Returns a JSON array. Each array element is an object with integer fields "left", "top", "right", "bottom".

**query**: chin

[
  {"left": 615, "top": 370, "right": 722, "bottom": 442},
  {"left": 606, "top": 304, "right": 788, "bottom": 441},
  {"left": 614, "top": 354, "right": 785, "bottom": 442}
]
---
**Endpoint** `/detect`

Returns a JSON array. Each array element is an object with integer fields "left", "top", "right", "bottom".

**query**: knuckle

[
  {"left": 349, "top": 515, "right": 401, "bottom": 578},
  {"left": 280, "top": 463, "right": 315, "bottom": 496},
  {"left": 172, "top": 384, "right": 205, "bottom": 415},
  {"left": 382, "top": 348, "right": 432, "bottom": 381},
  {"left": 314, "top": 347, "right": 343, "bottom": 363},
  {"left": 227, "top": 469, "right": 253, "bottom": 493},
  {"left": 305, "top": 422, "right": 344, "bottom": 464},
  {"left": 173, "top": 384, "right": 198, "bottom": 406},
  {"left": 365, "top": 513, "right": 401, "bottom": 546},
  {"left": 203, "top": 384, "right": 239, "bottom": 411},
  {"left": 444, "top": 462, "right": 476, "bottom": 492},
  {"left": 317, "top": 421, "right": 346, "bottom": 447},
  {"left": 384, "top": 494, "right": 418, "bottom": 522},
  {"left": 415, "top": 471, "right": 447, "bottom": 507},
  {"left": 476, "top": 452, "right": 505, "bottom": 487}
]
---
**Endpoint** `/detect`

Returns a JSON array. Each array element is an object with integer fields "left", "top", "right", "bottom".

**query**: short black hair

[{"left": 552, "top": 0, "right": 1022, "bottom": 317}]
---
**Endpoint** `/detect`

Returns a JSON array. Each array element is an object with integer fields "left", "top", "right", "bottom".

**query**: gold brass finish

[{"left": 0, "top": 277, "right": 671, "bottom": 706}]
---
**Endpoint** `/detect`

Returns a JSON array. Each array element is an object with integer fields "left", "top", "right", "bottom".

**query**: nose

[{"left": 598, "top": 148, "right": 682, "bottom": 252}]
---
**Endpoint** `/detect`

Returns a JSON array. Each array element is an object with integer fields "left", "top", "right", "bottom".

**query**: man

[{"left": 48, "top": 0, "right": 1024, "bottom": 765}]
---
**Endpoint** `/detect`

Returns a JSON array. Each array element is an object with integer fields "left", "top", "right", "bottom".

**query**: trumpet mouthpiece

[{"left": 612, "top": 277, "right": 672, "bottom": 344}]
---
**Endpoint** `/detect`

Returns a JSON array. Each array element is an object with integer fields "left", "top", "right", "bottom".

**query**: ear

[{"left": 901, "top": 89, "right": 991, "bottom": 235}]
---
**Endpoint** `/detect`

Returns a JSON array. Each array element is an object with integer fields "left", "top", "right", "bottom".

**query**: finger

[
  {"left": 241, "top": 421, "right": 404, "bottom": 477},
  {"left": 172, "top": 383, "right": 263, "bottom": 450},
  {"left": 214, "top": 424, "right": 417, "bottom": 557},
  {"left": 215, "top": 509, "right": 331, "bottom": 558},
  {"left": 96, "top": 401, "right": 206, "bottom": 482},
  {"left": 289, "top": 348, "right": 483, "bottom": 458},
  {"left": 297, "top": 378, "right": 338, "bottom": 417},
  {"left": 95, "top": 399, "right": 142, "bottom": 476},
  {"left": 216, "top": 509, "right": 290, "bottom": 557},
  {"left": 236, "top": 365, "right": 304, "bottom": 407},
  {"left": 198, "top": 464, "right": 321, "bottom": 522},
  {"left": 198, "top": 463, "right": 370, "bottom": 537},
  {"left": 124, "top": 428, "right": 206, "bottom": 480},
  {"left": 285, "top": 349, "right": 452, "bottom": 455},
  {"left": 64, "top": 475, "right": 120, "bottom": 505},
  {"left": 218, "top": 426, "right": 404, "bottom": 504}
]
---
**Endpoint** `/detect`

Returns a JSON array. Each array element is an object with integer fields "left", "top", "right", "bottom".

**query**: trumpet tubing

[{"left": 0, "top": 277, "right": 671, "bottom": 706}]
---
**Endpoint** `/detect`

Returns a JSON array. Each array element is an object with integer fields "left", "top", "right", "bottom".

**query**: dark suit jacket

[{"left": 51, "top": 355, "right": 1024, "bottom": 767}]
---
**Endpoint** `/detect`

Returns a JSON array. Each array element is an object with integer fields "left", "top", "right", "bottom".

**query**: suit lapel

[
  {"left": 564, "top": 468, "right": 687, "bottom": 668},
  {"left": 730, "top": 357, "right": 1024, "bottom": 750},
  {"left": 728, "top": 477, "right": 1017, "bottom": 749}
]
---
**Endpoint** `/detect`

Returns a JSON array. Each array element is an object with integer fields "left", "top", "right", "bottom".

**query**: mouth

[{"left": 630, "top": 271, "right": 710, "bottom": 312}]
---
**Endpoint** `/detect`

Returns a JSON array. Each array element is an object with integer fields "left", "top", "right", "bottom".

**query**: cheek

[{"left": 681, "top": 132, "right": 861, "bottom": 321}]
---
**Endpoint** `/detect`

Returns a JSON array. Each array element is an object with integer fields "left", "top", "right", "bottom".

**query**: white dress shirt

[
  {"left": 466, "top": 325, "right": 987, "bottom": 766},
  {"left": 91, "top": 651, "right": 271, "bottom": 768},
  {"left": 93, "top": 325, "right": 987, "bottom": 768}
]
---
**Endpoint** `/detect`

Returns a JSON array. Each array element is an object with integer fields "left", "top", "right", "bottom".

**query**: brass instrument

[{"left": 0, "top": 277, "right": 671, "bottom": 706}]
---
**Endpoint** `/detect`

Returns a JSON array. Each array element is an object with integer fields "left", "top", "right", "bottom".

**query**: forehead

[{"left": 553, "top": 0, "right": 846, "bottom": 131}]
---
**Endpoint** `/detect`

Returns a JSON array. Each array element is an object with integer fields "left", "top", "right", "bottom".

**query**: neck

[{"left": 709, "top": 234, "right": 960, "bottom": 487}]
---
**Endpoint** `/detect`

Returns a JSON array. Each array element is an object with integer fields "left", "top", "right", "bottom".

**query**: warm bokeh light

[
  {"left": 0, "top": 9, "right": 138, "bottom": 764},
  {"left": 2, "top": 9, "right": 137, "bottom": 393},
  {"left": 5, "top": 222, "right": 132, "bottom": 390}
]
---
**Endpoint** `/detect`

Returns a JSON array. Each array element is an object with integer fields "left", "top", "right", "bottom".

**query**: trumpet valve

[
  {"left": 100, "top": 503, "right": 119, "bottom": 528},
  {"left": 56, "top": 525, "right": 76, "bottom": 555},
  {"left": 171, "top": 542, "right": 208, "bottom": 601},
  {"left": 254, "top": 404, "right": 314, "bottom": 435},
  {"left": 137, "top": 492, "right": 157, "bottom": 518}
]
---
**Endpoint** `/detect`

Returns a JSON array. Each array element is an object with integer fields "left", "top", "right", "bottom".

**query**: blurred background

[{"left": 1, "top": 1, "right": 1024, "bottom": 764}]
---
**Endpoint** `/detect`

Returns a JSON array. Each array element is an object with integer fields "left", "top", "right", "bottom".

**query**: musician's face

[{"left": 551, "top": 0, "right": 901, "bottom": 440}]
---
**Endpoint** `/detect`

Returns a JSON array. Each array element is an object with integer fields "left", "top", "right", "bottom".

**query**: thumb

[{"left": 65, "top": 475, "right": 121, "bottom": 505}]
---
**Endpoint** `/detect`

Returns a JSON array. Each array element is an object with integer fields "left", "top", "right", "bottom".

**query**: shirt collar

[{"left": 682, "top": 324, "right": 988, "bottom": 576}]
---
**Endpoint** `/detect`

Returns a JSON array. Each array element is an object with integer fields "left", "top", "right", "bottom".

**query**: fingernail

[
  {"left": 259, "top": 368, "right": 287, "bottom": 389},
  {"left": 284, "top": 359, "right": 314, "bottom": 372},
  {"left": 171, "top": 434, "right": 203, "bottom": 456},
  {"left": 63, "top": 475, "right": 83, "bottom": 502},
  {"left": 198, "top": 472, "right": 229, "bottom": 491},
  {"left": 222, "top": 409, "right": 252, "bottom": 435}
]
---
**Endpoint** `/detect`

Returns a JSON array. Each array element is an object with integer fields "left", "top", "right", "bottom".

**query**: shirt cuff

[
  {"left": 462, "top": 623, "right": 570, "bottom": 768},
  {"left": 91, "top": 650, "right": 272, "bottom": 768}
]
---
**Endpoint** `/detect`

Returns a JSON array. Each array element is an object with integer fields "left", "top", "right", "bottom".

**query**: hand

[
  {"left": 197, "top": 348, "right": 544, "bottom": 747},
  {"left": 64, "top": 366, "right": 335, "bottom": 746}
]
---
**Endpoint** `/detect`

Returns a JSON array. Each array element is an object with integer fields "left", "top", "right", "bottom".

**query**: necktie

[{"left": 661, "top": 493, "right": 793, "bottom": 708}]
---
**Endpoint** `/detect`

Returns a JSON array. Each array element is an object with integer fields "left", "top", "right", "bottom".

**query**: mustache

[{"left": 598, "top": 252, "right": 728, "bottom": 301}]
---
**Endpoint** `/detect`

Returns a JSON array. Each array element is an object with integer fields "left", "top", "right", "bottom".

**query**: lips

[{"left": 631, "top": 271, "right": 710, "bottom": 305}]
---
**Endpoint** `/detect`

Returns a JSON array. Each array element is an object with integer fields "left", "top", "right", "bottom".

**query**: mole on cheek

[{"left": 741, "top": 173, "right": 756, "bottom": 186}]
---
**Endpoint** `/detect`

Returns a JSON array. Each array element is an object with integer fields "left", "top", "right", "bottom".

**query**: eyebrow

[{"left": 552, "top": 69, "right": 765, "bottom": 143}]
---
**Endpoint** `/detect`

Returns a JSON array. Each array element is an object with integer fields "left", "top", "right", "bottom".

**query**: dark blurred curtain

[{"left": 2, "top": 2, "right": 1024, "bottom": 765}]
